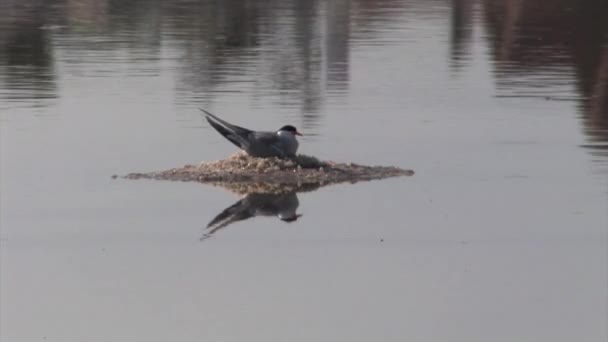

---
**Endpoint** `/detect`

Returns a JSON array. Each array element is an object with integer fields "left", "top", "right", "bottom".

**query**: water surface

[{"left": 1, "top": 1, "right": 606, "bottom": 341}]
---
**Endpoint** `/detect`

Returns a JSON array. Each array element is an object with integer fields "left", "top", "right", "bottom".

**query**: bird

[{"left": 200, "top": 109, "right": 302, "bottom": 158}]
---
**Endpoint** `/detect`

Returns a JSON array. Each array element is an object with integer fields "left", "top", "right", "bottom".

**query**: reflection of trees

[
  {"left": 0, "top": 0, "right": 409, "bottom": 125},
  {"left": 292, "top": 0, "right": 322, "bottom": 126},
  {"left": 0, "top": 1, "right": 57, "bottom": 103},
  {"left": 477, "top": 0, "right": 608, "bottom": 156},
  {"left": 166, "top": 0, "right": 324, "bottom": 126},
  {"left": 166, "top": 0, "right": 409, "bottom": 126},
  {"left": 580, "top": 48, "right": 608, "bottom": 157},
  {"left": 65, "top": 0, "right": 108, "bottom": 28},
  {"left": 449, "top": 0, "right": 474, "bottom": 71},
  {"left": 62, "top": 0, "right": 162, "bottom": 70},
  {"left": 326, "top": 0, "right": 350, "bottom": 93}
]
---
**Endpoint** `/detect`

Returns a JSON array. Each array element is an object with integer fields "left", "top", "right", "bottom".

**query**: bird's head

[
  {"left": 279, "top": 214, "right": 303, "bottom": 222},
  {"left": 278, "top": 125, "right": 303, "bottom": 136}
]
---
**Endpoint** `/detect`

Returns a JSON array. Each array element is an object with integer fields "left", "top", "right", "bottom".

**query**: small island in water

[{"left": 122, "top": 152, "right": 414, "bottom": 194}]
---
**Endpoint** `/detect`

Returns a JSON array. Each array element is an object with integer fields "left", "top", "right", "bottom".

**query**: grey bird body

[{"left": 201, "top": 109, "right": 302, "bottom": 158}]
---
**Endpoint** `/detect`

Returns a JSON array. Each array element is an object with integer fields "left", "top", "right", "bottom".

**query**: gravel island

[{"left": 123, "top": 152, "right": 414, "bottom": 193}]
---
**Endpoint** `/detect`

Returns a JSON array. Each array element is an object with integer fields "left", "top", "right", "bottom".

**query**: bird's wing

[
  {"left": 252, "top": 132, "right": 287, "bottom": 157},
  {"left": 200, "top": 109, "right": 254, "bottom": 150}
]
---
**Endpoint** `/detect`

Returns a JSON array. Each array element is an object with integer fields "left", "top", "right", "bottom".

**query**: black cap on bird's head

[{"left": 278, "top": 125, "right": 303, "bottom": 136}]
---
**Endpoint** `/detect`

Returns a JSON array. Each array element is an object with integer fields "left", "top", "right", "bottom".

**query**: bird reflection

[{"left": 202, "top": 191, "right": 302, "bottom": 240}]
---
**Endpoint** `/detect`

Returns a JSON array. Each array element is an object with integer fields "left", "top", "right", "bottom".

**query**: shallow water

[{"left": 1, "top": 0, "right": 607, "bottom": 341}]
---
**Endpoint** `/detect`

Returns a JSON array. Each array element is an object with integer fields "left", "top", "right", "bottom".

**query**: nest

[
  {"left": 122, "top": 152, "right": 413, "bottom": 193},
  {"left": 197, "top": 152, "right": 326, "bottom": 171}
]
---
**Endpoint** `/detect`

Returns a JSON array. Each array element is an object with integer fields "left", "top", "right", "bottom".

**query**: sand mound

[{"left": 122, "top": 152, "right": 413, "bottom": 193}]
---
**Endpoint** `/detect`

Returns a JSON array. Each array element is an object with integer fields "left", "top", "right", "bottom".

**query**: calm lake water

[{"left": 1, "top": 0, "right": 607, "bottom": 341}]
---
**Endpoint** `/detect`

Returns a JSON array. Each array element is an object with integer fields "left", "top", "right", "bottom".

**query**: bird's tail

[{"left": 199, "top": 108, "right": 247, "bottom": 150}]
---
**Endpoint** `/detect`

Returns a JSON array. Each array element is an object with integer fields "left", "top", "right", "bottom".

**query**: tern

[{"left": 200, "top": 109, "right": 303, "bottom": 158}]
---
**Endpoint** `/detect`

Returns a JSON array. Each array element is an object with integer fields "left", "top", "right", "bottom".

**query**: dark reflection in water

[
  {"left": 326, "top": 0, "right": 351, "bottom": 93},
  {"left": 472, "top": 0, "right": 608, "bottom": 156},
  {"left": 0, "top": 0, "right": 606, "bottom": 155},
  {"left": 202, "top": 191, "right": 302, "bottom": 240},
  {"left": 0, "top": 1, "right": 57, "bottom": 104},
  {"left": 449, "top": 0, "right": 474, "bottom": 71},
  {"left": 166, "top": 0, "right": 338, "bottom": 127}
]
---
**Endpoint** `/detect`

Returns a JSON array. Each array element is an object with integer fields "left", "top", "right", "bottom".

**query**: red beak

[{"left": 295, "top": 131, "right": 303, "bottom": 136}]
